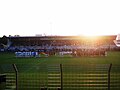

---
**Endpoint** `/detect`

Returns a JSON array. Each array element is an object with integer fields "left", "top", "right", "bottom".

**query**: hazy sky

[{"left": 0, "top": 0, "right": 120, "bottom": 37}]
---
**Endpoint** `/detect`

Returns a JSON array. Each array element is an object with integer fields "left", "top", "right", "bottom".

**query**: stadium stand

[{"left": 0, "top": 35, "right": 119, "bottom": 56}]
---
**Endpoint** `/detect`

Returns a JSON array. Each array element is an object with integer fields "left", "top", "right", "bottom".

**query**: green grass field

[
  {"left": 0, "top": 51, "right": 120, "bottom": 90},
  {"left": 0, "top": 51, "right": 120, "bottom": 64}
]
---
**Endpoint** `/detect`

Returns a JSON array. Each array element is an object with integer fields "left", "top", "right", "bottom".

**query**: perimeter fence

[{"left": 0, "top": 64, "right": 120, "bottom": 90}]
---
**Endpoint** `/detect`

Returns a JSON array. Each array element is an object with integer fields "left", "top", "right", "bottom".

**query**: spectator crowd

[{"left": 0, "top": 36, "right": 120, "bottom": 56}]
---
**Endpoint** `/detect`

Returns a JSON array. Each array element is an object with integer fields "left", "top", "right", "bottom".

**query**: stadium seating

[{"left": 0, "top": 35, "right": 120, "bottom": 56}]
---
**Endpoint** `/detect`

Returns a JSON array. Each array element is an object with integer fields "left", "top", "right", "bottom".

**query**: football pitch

[
  {"left": 0, "top": 51, "right": 120, "bottom": 90},
  {"left": 0, "top": 51, "right": 120, "bottom": 64}
]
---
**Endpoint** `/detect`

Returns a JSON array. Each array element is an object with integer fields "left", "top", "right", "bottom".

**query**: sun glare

[
  {"left": 81, "top": 32, "right": 101, "bottom": 37},
  {"left": 79, "top": 31, "right": 101, "bottom": 40}
]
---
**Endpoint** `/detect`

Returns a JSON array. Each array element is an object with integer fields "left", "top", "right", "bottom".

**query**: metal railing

[{"left": 0, "top": 64, "right": 120, "bottom": 90}]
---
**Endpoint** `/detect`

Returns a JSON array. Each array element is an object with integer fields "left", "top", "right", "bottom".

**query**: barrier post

[
  {"left": 60, "top": 64, "right": 63, "bottom": 90},
  {"left": 12, "top": 64, "right": 18, "bottom": 90},
  {"left": 108, "top": 64, "right": 112, "bottom": 90}
]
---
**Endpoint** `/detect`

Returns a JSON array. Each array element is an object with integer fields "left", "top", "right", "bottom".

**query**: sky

[{"left": 0, "top": 0, "right": 120, "bottom": 37}]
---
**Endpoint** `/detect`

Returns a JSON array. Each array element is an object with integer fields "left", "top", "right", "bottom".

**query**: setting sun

[
  {"left": 78, "top": 30, "right": 104, "bottom": 37},
  {"left": 82, "top": 33, "right": 99, "bottom": 37}
]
